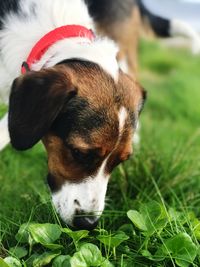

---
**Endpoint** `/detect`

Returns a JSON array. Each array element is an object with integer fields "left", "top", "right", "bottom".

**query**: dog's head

[{"left": 9, "top": 60, "right": 146, "bottom": 230}]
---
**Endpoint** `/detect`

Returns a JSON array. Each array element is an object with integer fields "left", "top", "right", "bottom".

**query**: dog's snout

[{"left": 73, "top": 211, "right": 99, "bottom": 230}]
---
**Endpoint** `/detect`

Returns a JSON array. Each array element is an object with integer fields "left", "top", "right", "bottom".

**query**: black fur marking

[
  {"left": 68, "top": 145, "right": 103, "bottom": 170},
  {"left": 47, "top": 173, "right": 60, "bottom": 192},
  {"left": 85, "top": 0, "right": 135, "bottom": 24},
  {"left": 0, "top": 0, "right": 37, "bottom": 29},
  {"left": 57, "top": 58, "right": 101, "bottom": 70},
  {"left": 0, "top": 0, "right": 20, "bottom": 29},
  {"left": 137, "top": 0, "right": 170, "bottom": 37},
  {"left": 52, "top": 96, "right": 107, "bottom": 141}
]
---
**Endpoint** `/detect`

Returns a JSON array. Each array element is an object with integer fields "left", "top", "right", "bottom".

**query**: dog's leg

[
  {"left": 118, "top": 6, "right": 141, "bottom": 79},
  {"left": 95, "top": 5, "right": 141, "bottom": 78},
  {"left": 170, "top": 19, "right": 200, "bottom": 54},
  {"left": 0, "top": 113, "right": 10, "bottom": 150}
]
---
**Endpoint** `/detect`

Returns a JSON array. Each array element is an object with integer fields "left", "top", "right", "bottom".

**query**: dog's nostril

[{"left": 73, "top": 212, "right": 99, "bottom": 230}]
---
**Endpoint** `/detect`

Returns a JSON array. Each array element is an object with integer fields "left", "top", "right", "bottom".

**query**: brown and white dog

[{"left": 0, "top": 0, "right": 146, "bottom": 229}]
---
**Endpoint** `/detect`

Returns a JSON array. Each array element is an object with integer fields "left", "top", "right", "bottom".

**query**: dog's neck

[
  {"left": 21, "top": 25, "right": 95, "bottom": 74},
  {"left": 0, "top": 0, "right": 119, "bottom": 96},
  {"left": 32, "top": 36, "right": 119, "bottom": 81}
]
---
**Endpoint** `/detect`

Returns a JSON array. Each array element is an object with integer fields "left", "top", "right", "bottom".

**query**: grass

[{"left": 1, "top": 39, "right": 200, "bottom": 266}]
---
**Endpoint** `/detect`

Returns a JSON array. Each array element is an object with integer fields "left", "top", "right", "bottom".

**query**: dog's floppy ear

[{"left": 9, "top": 67, "right": 76, "bottom": 150}]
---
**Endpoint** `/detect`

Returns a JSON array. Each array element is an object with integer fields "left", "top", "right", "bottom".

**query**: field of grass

[{"left": 1, "top": 40, "right": 200, "bottom": 267}]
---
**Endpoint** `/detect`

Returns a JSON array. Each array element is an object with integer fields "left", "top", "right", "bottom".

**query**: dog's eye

[
  {"left": 71, "top": 148, "right": 86, "bottom": 161},
  {"left": 70, "top": 147, "right": 95, "bottom": 164}
]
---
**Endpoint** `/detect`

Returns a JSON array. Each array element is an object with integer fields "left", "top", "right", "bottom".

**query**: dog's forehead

[
  {"left": 52, "top": 62, "right": 140, "bottom": 142},
  {"left": 72, "top": 63, "right": 138, "bottom": 110},
  {"left": 61, "top": 61, "right": 136, "bottom": 104}
]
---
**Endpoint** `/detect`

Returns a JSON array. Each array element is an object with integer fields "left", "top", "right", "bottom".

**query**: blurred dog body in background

[{"left": 86, "top": 0, "right": 200, "bottom": 77}]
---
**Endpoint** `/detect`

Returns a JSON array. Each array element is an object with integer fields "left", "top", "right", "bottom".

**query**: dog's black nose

[{"left": 73, "top": 213, "right": 98, "bottom": 230}]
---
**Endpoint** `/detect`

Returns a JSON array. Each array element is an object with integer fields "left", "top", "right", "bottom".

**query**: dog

[
  {"left": 86, "top": 0, "right": 200, "bottom": 77},
  {"left": 0, "top": 0, "right": 146, "bottom": 230}
]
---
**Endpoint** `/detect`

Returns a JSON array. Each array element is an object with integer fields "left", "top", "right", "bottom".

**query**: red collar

[{"left": 21, "top": 25, "right": 95, "bottom": 74}]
